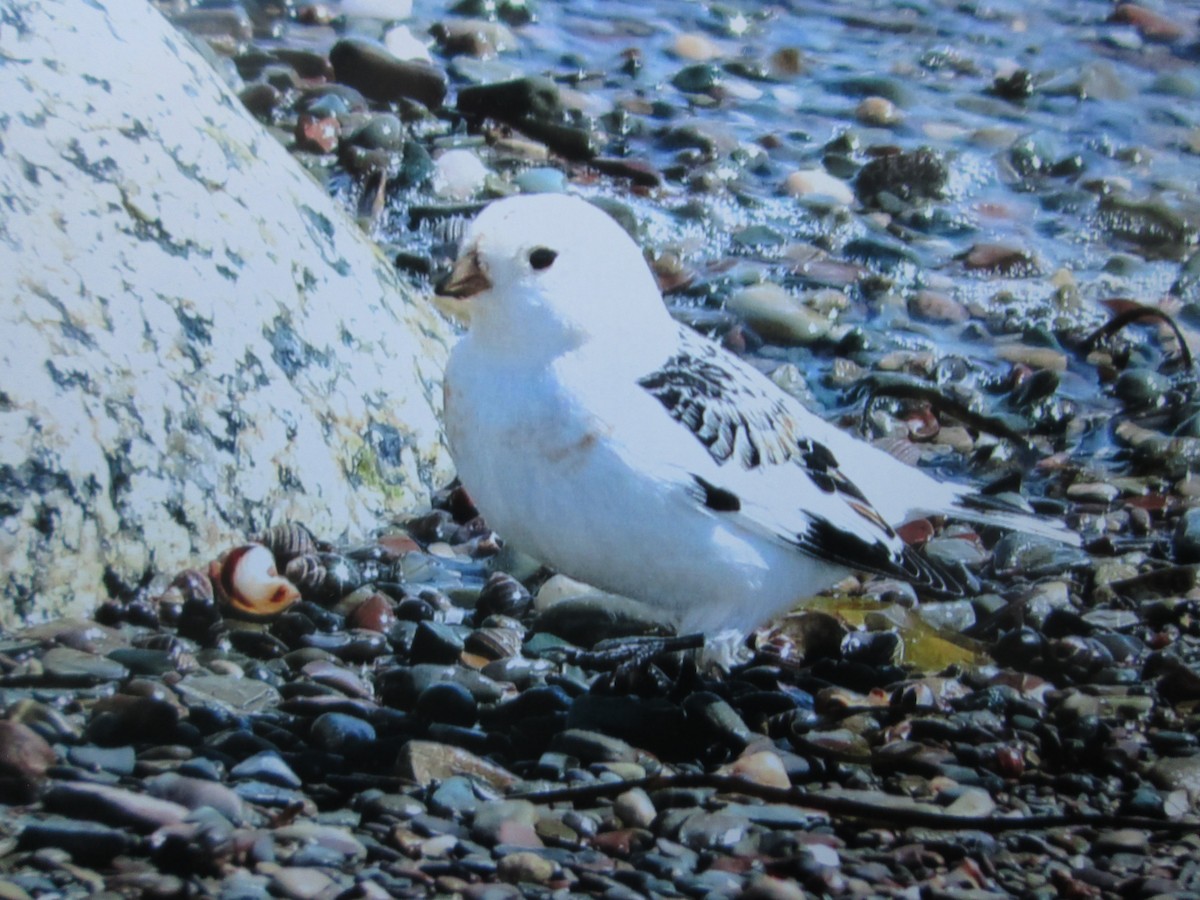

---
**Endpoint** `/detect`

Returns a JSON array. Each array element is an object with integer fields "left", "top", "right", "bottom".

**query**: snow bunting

[{"left": 436, "top": 194, "right": 1077, "bottom": 637}]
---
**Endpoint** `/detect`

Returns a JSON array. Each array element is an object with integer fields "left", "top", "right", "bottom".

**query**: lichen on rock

[{"left": 0, "top": 0, "right": 453, "bottom": 627}]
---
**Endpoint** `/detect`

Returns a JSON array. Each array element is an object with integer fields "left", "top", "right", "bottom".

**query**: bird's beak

[{"left": 435, "top": 250, "right": 491, "bottom": 300}]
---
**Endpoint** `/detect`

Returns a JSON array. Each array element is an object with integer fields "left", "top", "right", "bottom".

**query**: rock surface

[{"left": 0, "top": 0, "right": 454, "bottom": 627}]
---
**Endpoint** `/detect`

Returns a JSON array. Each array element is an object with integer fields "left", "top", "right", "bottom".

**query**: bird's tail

[{"left": 941, "top": 485, "right": 1081, "bottom": 547}]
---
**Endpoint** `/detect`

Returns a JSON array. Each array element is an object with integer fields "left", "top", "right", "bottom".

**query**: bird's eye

[{"left": 528, "top": 247, "right": 558, "bottom": 270}]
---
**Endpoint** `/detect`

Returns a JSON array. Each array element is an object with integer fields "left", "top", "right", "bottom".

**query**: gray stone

[
  {"left": 717, "top": 803, "right": 828, "bottom": 829},
  {"left": 144, "top": 772, "right": 250, "bottom": 824},
  {"left": 613, "top": 787, "right": 656, "bottom": 829},
  {"left": 43, "top": 781, "right": 190, "bottom": 832},
  {"left": 396, "top": 740, "right": 518, "bottom": 789},
  {"left": 261, "top": 864, "right": 339, "bottom": 900},
  {"left": 1175, "top": 508, "right": 1200, "bottom": 563},
  {"left": 66, "top": 744, "right": 136, "bottom": 776},
  {"left": 1149, "top": 756, "right": 1200, "bottom": 800},
  {"left": 0, "top": 0, "right": 453, "bottom": 628},
  {"left": 17, "top": 817, "right": 136, "bottom": 865},
  {"left": 229, "top": 750, "right": 301, "bottom": 788},
  {"left": 271, "top": 823, "right": 367, "bottom": 861},
  {"left": 495, "top": 850, "right": 556, "bottom": 884},
  {"left": 173, "top": 673, "right": 282, "bottom": 715},
  {"left": 429, "top": 775, "right": 481, "bottom": 817},
  {"left": 309, "top": 712, "right": 377, "bottom": 755},
  {"left": 549, "top": 728, "right": 647, "bottom": 764},
  {"left": 677, "top": 811, "right": 749, "bottom": 851},
  {"left": 39, "top": 647, "right": 128, "bottom": 685},
  {"left": 470, "top": 799, "right": 539, "bottom": 845}
]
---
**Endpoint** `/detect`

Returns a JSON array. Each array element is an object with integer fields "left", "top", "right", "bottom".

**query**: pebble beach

[{"left": 5, "top": 0, "right": 1200, "bottom": 897}]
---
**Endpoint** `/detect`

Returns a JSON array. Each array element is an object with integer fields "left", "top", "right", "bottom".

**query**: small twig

[
  {"left": 510, "top": 772, "right": 1200, "bottom": 834},
  {"left": 1080, "top": 303, "right": 1194, "bottom": 369},
  {"left": 854, "top": 375, "right": 1037, "bottom": 455},
  {"left": 265, "top": 801, "right": 307, "bottom": 828},
  {"left": 547, "top": 634, "right": 705, "bottom": 670}
]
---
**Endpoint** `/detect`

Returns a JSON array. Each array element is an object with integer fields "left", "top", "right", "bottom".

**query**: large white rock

[{"left": 0, "top": 0, "right": 454, "bottom": 627}]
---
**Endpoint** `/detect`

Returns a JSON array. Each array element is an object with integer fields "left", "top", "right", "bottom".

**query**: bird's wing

[{"left": 636, "top": 327, "right": 963, "bottom": 595}]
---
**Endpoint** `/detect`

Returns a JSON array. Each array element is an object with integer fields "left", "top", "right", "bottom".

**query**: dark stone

[
  {"left": 855, "top": 147, "right": 948, "bottom": 206},
  {"left": 416, "top": 681, "right": 479, "bottom": 726},
  {"left": 475, "top": 572, "right": 532, "bottom": 620},
  {"left": 309, "top": 711, "right": 377, "bottom": 757},
  {"left": 330, "top": 39, "right": 448, "bottom": 109},
  {"left": 456, "top": 76, "right": 562, "bottom": 125},
  {"left": 411, "top": 621, "right": 468, "bottom": 664},
  {"left": 1174, "top": 507, "right": 1200, "bottom": 563},
  {"left": 18, "top": 817, "right": 136, "bottom": 865},
  {"left": 0, "top": 720, "right": 56, "bottom": 801},
  {"left": 66, "top": 744, "right": 136, "bottom": 776}
]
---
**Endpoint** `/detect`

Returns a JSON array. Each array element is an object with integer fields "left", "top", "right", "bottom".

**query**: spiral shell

[
  {"left": 215, "top": 543, "right": 301, "bottom": 617},
  {"left": 254, "top": 522, "right": 318, "bottom": 567},
  {"left": 465, "top": 624, "right": 524, "bottom": 661},
  {"left": 284, "top": 552, "right": 364, "bottom": 603},
  {"left": 475, "top": 572, "right": 532, "bottom": 620}
]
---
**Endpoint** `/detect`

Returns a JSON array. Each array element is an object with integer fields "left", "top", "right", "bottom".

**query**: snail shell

[
  {"left": 216, "top": 543, "right": 301, "bottom": 617},
  {"left": 465, "top": 625, "right": 523, "bottom": 661},
  {"left": 475, "top": 572, "right": 532, "bottom": 620},
  {"left": 283, "top": 552, "right": 363, "bottom": 603},
  {"left": 254, "top": 522, "right": 318, "bottom": 567}
]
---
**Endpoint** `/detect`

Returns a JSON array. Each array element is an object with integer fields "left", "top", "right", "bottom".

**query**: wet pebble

[
  {"left": 230, "top": 750, "right": 302, "bottom": 788},
  {"left": 0, "top": 722, "right": 56, "bottom": 801},
  {"left": 727, "top": 284, "right": 831, "bottom": 345},
  {"left": 40, "top": 646, "right": 128, "bottom": 685},
  {"left": 431, "top": 149, "right": 489, "bottom": 200},
  {"left": 43, "top": 781, "right": 190, "bottom": 832},
  {"left": 471, "top": 799, "right": 539, "bottom": 846},
  {"left": 417, "top": 681, "right": 479, "bottom": 726},
  {"left": 397, "top": 740, "right": 517, "bottom": 789},
  {"left": 613, "top": 787, "right": 656, "bottom": 828},
  {"left": 309, "top": 712, "right": 377, "bottom": 756},
  {"left": 17, "top": 818, "right": 136, "bottom": 866},
  {"left": 909, "top": 289, "right": 969, "bottom": 324},
  {"left": 496, "top": 850, "right": 556, "bottom": 884},
  {"left": 856, "top": 96, "right": 900, "bottom": 126},
  {"left": 145, "top": 772, "right": 250, "bottom": 824},
  {"left": 782, "top": 169, "right": 855, "bottom": 206},
  {"left": 329, "top": 38, "right": 448, "bottom": 109}
]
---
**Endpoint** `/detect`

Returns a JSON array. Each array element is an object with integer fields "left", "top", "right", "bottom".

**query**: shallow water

[{"left": 231, "top": 0, "right": 1200, "bottom": 481}]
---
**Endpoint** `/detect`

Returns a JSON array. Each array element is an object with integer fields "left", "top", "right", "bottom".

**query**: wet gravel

[
  {"left": 6, "top": 502, "right": 1200, "bottom": 898},
  {"left": 7, "top": 0, "right": 1200, "bottom": 896}
]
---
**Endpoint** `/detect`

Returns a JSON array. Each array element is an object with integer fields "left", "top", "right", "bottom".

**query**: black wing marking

[
  {"left": 638, "top": 328, "right": 893, "bottom": 536},
  {"left": 798, "top": 518, "right": 965, "bottom": 597},
  {"left": 642, "top": 330, "right": 964, "bottom": 596},
  {"left": 638, "top": 332, "right": 796, "bottom": 470},
  {"left": 693, "top": 475, "right": 742, "bottom": 512}
]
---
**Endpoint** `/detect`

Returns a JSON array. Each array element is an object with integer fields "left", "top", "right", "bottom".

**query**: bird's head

[{"left": 436, "top": 194, "right": 673, "bottom": 360}]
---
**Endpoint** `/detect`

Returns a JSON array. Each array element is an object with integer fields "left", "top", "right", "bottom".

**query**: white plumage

[{"left": 436, "top": 194, "right": 1077, "bottom": 637}]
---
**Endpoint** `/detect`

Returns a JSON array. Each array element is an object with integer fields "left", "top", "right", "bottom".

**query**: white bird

[{"left": 436, "top": 193, "right": 1078, "bottom": 639}]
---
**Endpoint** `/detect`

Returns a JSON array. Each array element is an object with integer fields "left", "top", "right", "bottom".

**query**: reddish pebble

[
  {"left": 295, "top": 114, "right": 340, "bottom": 154},
  {"left": 0, "top": 721, "right": 57, "bottom": 802},
  {"left": 995, "top": 744, "right": 1025, "bottom": 778},
  {"left": 348, "top": 593, "right": 396, "bottom": 632},
  {"left": 896, "top": 518, "right": 935, "bottom": 546},
  {"left": 296, "top": 4, "right": 335, "bottom": 25},
  {"left": 1148, "top": 631, "right": 1174, "bottom": 650},
  {"left": 1111, "top": 3, "right": 1187, "bottom": 41},
  {"left": 961, "top": 242, "right": 1040, "bottom": 277},
  {"left": 377, "top": 533, "right": 421, "bottom": 557},
  {"left": 493, "top": 820, "right": 543, "bottom": 849},
  {"left": 589, "top": 828, "right": 650, "bottom": 857}
]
